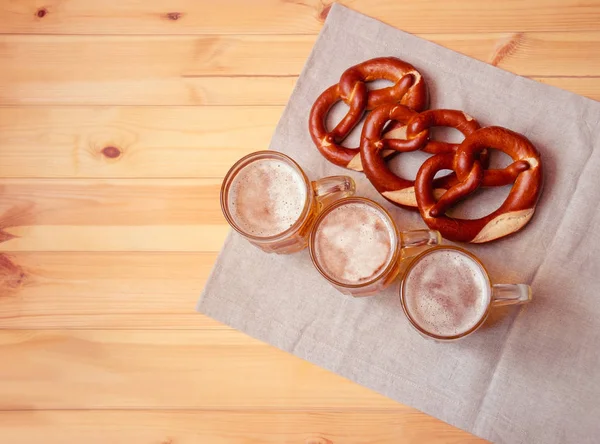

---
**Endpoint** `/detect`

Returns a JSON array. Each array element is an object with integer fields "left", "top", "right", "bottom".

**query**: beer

[
  {"left": 221, "top": 151, "right": 355, "bottom": 254},
  {"left": 227, "top": 158, "right": 307, "bottom": 237},
  {"left": 402, "top": 248, "right": 491, "bottom": 338},
  {"left": 312, "top": 200, "right": 396, "bottom": 285}
]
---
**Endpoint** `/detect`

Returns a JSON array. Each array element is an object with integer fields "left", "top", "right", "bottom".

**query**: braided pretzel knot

[
  {"left": 415, "top": 126, "right": 543, "bottom": 243},
  {"left": 360, "top": 107, "right": 484, "bottom": 209},
  {"left": 308, "top": 57, "right": 427, "bottom": 171}
]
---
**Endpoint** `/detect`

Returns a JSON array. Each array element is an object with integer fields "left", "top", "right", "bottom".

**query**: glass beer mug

[{"left": 221, "top": 151, "right": 356, "bottom": 254}]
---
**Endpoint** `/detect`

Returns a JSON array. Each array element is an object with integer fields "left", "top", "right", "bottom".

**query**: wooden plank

[
  {"left": 0, "top": 76, "right": 298, "bottom": 106},
  {"left": 0, "top": 178, "right": 223, "bottom": 225},
  {"left": 0, "top": 177, "right": 231, "bottom": 250},
  {"left": 1, "top": 75, "right": 596, "bottom": 107},
  {"left": 0, "top": 225, "right": 228, "bottom": 252},
  {"left": 1, "top": 34, "right": 600, "bottom": 106},
  {"left": 1, "top": 0, "right": 598, "bottom": 34},
  {"left": 0, "top": 178, "right": 230, "bottom": 252},
  {"left": 0, "top": 329, "right": 402, "bottom": 409},
  {"left": 0, "top": 106, "right": 280, "bottom": 178},
  {"left": 0, "top": 35, "right": 317, "bottom": 92},
  {"left": 0, "top": 410, "right": 486, "bottom": 444},
  {"left": 0, "top": 252, "right": 226, "bottom": 329}
]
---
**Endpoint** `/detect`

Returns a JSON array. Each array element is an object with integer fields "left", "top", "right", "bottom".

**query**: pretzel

[
  {"left": 338, "top": 57, "right": 428, "bottom": 111},
  {"left": 308, "top": 57, "right": 427, "bottom": 171},
  {"left": 415, "top": 126, "right": 543, "bottom": 243},
  {"left": 360, "top": 107, "right": 484, "bottom": 209}
]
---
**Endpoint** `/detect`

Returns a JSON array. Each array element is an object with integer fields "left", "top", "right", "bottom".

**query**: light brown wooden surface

[
  {"left": 2, "top": 0, "right": 600, "bottom": 34},
  {"left": 0, "top": 0, "right": 597, "bottom": 442},
  {"left": 2, "top": 34, "right": 600, "bottom": 105},
  {"left": 0, "top": 410, "right": 481, "bottom": 444}
]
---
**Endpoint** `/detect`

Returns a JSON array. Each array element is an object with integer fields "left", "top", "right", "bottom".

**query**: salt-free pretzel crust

[
  {"left": 415, "top": 126, "right": 543, "bottom": 243},
  {"left": 308, "top": 57, "right": 427, "bottom": 171}
]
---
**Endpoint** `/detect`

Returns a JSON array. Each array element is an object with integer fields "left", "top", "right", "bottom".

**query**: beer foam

[
  {"left": 404, "top": 249, "right": 490, "bottom": 337},
  {"left": 313, "top": 202, "right": 395, "bottom": 285},
  {"left": 228, "top": 158, "right": 307, "bottom": 237}
]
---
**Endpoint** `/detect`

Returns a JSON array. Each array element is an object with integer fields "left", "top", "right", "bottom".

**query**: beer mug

[
  {"left": 400, "top": 246, "right": 532, "bottom": 341},
  {"left": 309, "top": 197, "right": 441, "bottom": 296},
  {"left": 221, "top": 151, "right": 356, "bottom": 254}
]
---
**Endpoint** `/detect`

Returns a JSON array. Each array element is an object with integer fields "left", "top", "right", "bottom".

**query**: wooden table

[{"left": 0, "top": 1, "right": 598, "bottom": 442}]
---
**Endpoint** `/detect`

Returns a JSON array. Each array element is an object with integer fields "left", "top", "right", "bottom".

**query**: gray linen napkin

[{"left": 198, "top": 4, "right": 600, "bottom": 443}]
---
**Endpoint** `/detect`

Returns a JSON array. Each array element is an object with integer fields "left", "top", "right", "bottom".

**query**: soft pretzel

[
  {"left": 360, "top": 107, "right": 483, "bottom": 209},
  {"left": 308, "top": 57, "right": 427, "bottom": 171},
  {"left": 415, "top": 126, "right": 543, "bottom": 243},
  {"left": 338, "top": 57, "right": 428, "bottom": 111},
  {"left": 306, "top": 56, "right": 545, "bottom": 243}
]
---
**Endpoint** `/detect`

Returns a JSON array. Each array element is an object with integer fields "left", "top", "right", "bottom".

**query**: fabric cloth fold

[{"left": 198, "top": 4, "right": 600, "bottom": 443}]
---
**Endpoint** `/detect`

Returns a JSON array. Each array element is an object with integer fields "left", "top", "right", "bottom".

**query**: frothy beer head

[
  {"left": 313, "top": 201, "right": 396, "bottom": 285},
  {"left": 227, "top": 158, "right": 307, "bottom": 237},
  {"left": 403, "top": 248, "right": 491, "bottom": 338}
]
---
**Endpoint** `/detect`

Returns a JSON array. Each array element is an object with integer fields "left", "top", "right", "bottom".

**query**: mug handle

[
  {"left": 312, "top": 175, "right": 356, "bottom": 208},
  {"left": 398, "top": 230, "right": 442, "bottom": 260},
  {"left": 400, "top": 229, "right": 441, "bottom": 249},
  {"left": 491, "top": 284, "right": 532, "bottom": 307}
]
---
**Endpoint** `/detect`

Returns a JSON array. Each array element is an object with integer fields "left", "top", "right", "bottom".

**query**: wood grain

[
  {"left": 0, "top": 252, "right": 223, "bottom": 329},
  {"left": 0, "top": 179, "right": 223, "bottom": 225},
  {"left": 0, "top": 410, "right": 486, "bottom": 444},
  {"left": 0, "top": 75, "right": 299, "bottom": 106},
  {"left": 0, "top": 177, "right": 229, "bottom": 249},
  {"left": 1, "top": 0, "right": 598, "bottom": 34},
  {"left": 0, "top": 106, "right": 279, "bottom": 178},
  {"left": 0, "top": 225, "right": 229, "bottom": 252},
  {"left": 1, "top": 0, "right": 597, "bottom": 441},
  {"left": 0, "top": 178, "right": 229, "bottom": 250},
  {"left": 1, "top": 33, "right": 600, "bottom": 106},
  {"left": 0, "top": 329, "right": 401, "bottom": 409},
  {"left": 0, "top": 177, "right": 230, "bottom": 251},
  {"left": 1, "top": 74, "right": 598, "bottom": 106}
]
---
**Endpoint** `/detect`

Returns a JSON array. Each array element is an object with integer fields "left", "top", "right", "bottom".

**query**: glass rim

[
  {"left": 220, "top": 150, "right": 313, "bottom": 242},
  {"left": 308, "top": 197, "right": 400, "bottom": 289},
  {"left": 399, "top": 245, "right": 493, "bottom": 341}
]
